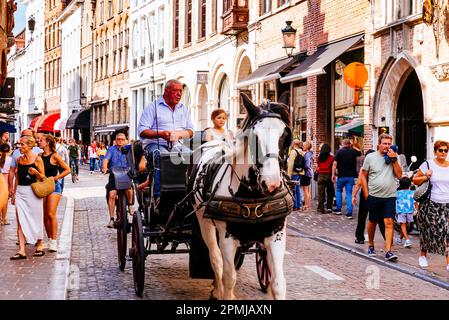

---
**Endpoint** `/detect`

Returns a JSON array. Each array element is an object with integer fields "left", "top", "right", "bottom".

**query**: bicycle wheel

[{"left": 116, "top": 191, "right": 128, "bottom": 271}]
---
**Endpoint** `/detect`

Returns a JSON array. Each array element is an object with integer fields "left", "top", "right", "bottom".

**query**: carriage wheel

[
  {"left": 132, "top": 211, "right": 146, "bottom": 297},
  {"left": 116, "top": 192, "right": 128, "bottom": 271},
  {"left": 255, "top": 242, "right": 271, "bottom": 292},
  {"left": 234, "top": 247, "right": 245, "bottom": 270}
]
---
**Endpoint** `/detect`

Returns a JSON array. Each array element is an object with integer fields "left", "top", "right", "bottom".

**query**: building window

[
  {"left": 218, "top": 75, "right": 229, "bottom": 110},
  {"left": 185, "top": 0, "right": 192, "bottom": 44},
  {"left": 118, "top": 0, "right": 123, "bottom": 12},
  {"left": 132, "top": 21, "right": 139, "bottom": 67},
  {"left": 173, "top": 0, "right": 179, "bottom": 48},
  {"left": 212, "top": 0, "right": 217, "bottom": 33},
  {"left": 278, "top": 0, "right": 288, "bottom": 7},
  {"left": 140, "top": 17, "right": 147, "bottom": 66},
  {"left": 100, "top": 1, "right": 104, "bottom": 22},
  {"left": 261, "top": 0, "right": 271, "bottom": 15},
  {"left": 381, "top": 0, "right": 420, "bottom": 26},
  {"left": 158, "top": 6, "right": 165, "bottom": 59},
  {"left": 148, "top": 13, "right": 155, "bottom": 62},
  {"left": 199, "top": 0, "right": 206, "bottom": 39},
  {"left": 223, "top": 0, "right": 231, "bottom": 13},
  {"left": 108, "top": 0, "right": 113, "bottom": 19}
]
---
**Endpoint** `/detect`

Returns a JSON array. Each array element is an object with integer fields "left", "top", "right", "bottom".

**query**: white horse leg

[
  {"left": 217, "top": 224, "right": 238, "bottom": 300},
  {"left": 264, "top": 222, "right": 287, "bottom": 300},
  {"left": 196, "top": 209, "right": 224, "bottom": 299}
]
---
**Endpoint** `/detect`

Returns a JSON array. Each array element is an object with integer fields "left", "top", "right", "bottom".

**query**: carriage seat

[{"left": 159, "top": 151, "right": 192, "bottom": 194}]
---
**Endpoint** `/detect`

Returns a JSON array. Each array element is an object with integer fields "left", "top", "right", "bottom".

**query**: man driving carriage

[
  {"left": 102, "top": 133, "right": 133, "bottom": 228},
  {"left": 137, "top": 79, "right": 194, "bottom": 197}
]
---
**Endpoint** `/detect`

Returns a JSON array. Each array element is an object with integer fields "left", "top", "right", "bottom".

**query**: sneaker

[
  {"left": 48, "top": 239, "right": 58, "bottom": 252},
  {"left": 418, "top": 256, "right": 428, "bottom": 268},
  {"left": 107, "top": 219, "right": 114, "bottom": 228},
  {"left": 403, "top": 239, "right": 412, "bottom": 248},
  {"left": 355, "top": 239, "right": 364, "bottom": 244},
  {"left": 346, "top": 214, "right": 353, "bottom": 219},
  {"left": 367, "top": 246, "right": 376, "bottom": 256},
  {"left": 326, "top": 208, "right": 333, "bottom": 213},
  {"left": 333, "top": 209, "right": 342, "bottom": 215},
  {"left": 385, "top": 251, "right": 398, "bottom": 261},
  {"left": 395, "top": 237, "right": 403, "bottom": 245},
  {"left": 90, "top": 171, "right": 93, "bottom": 175}
]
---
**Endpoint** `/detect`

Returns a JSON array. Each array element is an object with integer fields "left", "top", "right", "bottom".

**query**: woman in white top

[
  {"left": 204, "top": 109, "right": 234, "bottom": 145},
  {"left": 0, "top": 143, "right": 12, "bottom": 225},
  {"left": 413, "top": 140, "right": 449, "bottom": 271}
]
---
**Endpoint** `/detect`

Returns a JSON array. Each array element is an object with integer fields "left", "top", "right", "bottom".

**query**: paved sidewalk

[
  {"left": 288, "top": 198, "right": 449, "bottom": 287},
  {"left": 0, "top": 196, "right": 68, "bottom": 299}
]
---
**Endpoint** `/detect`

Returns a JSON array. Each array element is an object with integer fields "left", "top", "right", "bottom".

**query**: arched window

[
  {"left": 181, "top": 85, "right": 191, "bottom": 108},
  {"left": 132, "top": 20, "right": 139, "bottom": 68},
  {"left": 218, "top": 75, "right": 229, "bottom": 110}
]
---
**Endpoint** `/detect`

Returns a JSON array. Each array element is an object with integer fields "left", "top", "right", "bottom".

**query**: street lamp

[
  {"left": 282, "top": 21, "right": 297, "bottom": 57},
  {"left": 80, "top": 93, "right": 87, "bottom": 108},
  {"left": 28, "top": 16, "right": 36, "bottom": 35}
]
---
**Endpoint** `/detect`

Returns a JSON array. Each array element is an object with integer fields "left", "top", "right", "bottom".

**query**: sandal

[
  {"left": 10, "top": 253, "right": 27, "bottom": 260},
  {"left": 33, "top": 250, "right": 45, "bottom": 257}
]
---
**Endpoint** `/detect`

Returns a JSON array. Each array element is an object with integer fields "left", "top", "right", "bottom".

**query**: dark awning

[
  {"left": 65, "top": 109, "right": 91, "bottom": 129},
  {"left": 94, "top": 124, "right": 129, "bottom": 133},
  {"left": 280, "top": 35, "right": 363, "bottom": 83},
  {"left": 0, "top": 121, "right": 16, "bottom": 133},
  {"left": 236, "top": 56, "right": 298, "bottom": 88}
]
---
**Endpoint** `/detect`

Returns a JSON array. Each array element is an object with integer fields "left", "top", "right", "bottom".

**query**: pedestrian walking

[
  {"left": 88, "top": 141, "right": 98, "bottom": 174},
  {"left": 287, "top": 139, "right": 303, "bottom": 210},
  {"left": 316, "top": 143, "right": 334, "bottom": 214},
  {"left": 0, "top": 143, "right": 12, "bottom": 225},
  {"left": 56, "top": 137, "right": 69, "bottom": 192},
  {"left": 332, "top": 139, "right": 362, "bottom": 218},
  {"left": 412, "top": 140, "right": 449, "bottom": 270},
  {"left": 10, "top": 136, "right": 46, "bottom": 259},
  {"left": 301, "top": 141, "right": 314, "bottom": 210},
  {"left": 38, "top": 134, "right": 70, "bottom": 252},
  {"left": 395, "top": 177, "right": 415, "bottom": 248},
  {"left": 352, "top": 149, "right": 386, "bottom": 244},
  {"left": 68, "top": 139, "right": 81, "bottom": 179},
  {"left": 360, "top": 133, "right": 402, "bottom": 261},
  {"left": 98, "top": 143, "right": 107, "bottom": 173}
]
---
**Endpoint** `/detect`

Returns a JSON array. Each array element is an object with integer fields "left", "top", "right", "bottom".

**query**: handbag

[
  {"left": 31, "top": 176, "right": 55, "bottom": 198},
  {"left": 413, "top": 161, "right": 432, "bottom": 203}
]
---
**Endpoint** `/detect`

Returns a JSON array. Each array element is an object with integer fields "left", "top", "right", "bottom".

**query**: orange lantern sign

[{"left": 343, "top": 62, "right": 368, "bottom": 106}]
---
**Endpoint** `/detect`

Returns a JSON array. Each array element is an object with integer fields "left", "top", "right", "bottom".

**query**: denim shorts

[
  {"left": 54, "top": 180, "right": 63, "bottom": 195},
  {"left": 397, "top": 213, "right": 414, "bottom": 223},
  {"left": 367, "top": 195, "right": 396, "bottom": 221}
]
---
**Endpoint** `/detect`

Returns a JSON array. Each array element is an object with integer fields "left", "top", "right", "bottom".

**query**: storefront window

[
  {"left": 293, "top": 81, "right": 307, "bottom": 141},
  {"left": 333, "top": 49, "right": 365, "bottom": 151},
  {"left": 263, "top": 81, "right": 276, "bottom": 102}
]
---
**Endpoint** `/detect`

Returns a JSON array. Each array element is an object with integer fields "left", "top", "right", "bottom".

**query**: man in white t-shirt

[{"left": 88, "top": 141, "right": 98, "bottom": 174}]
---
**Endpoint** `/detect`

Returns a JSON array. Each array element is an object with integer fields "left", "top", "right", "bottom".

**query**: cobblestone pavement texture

[
  {"left": 0, "top": 192, "right": 66, "bottom": 299},
  {"left": 288, "top": 198, "right": 449, "bottom": 284},
  {"left": 67, "top": 171, "right": 449, "bottom": 300}
]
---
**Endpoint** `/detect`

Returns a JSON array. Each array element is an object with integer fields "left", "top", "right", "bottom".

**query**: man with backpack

[{"left": 287, "top": 139, "right": 304, "bottom": 210}]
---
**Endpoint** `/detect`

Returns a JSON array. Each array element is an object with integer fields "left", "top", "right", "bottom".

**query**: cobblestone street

[{"left": 66, "top": 170, "right": 449, "bottom": 300}]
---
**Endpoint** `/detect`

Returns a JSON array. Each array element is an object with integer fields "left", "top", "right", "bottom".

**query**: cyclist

[
  {"left": 137, "top": 79, "right": 194, "bottom": 197},
  {"left": 67, "top": 139, "right": 80, "bottom": 181},
  {"left": 102, "top": 133, "right": 133, "bottom": 228}
]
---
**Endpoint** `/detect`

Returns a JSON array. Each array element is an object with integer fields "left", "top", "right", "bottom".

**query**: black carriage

[{"left": 124, "top": 134, "right": 273, "bottom": 297}]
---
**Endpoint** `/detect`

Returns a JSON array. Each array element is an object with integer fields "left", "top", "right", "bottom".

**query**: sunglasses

[{"left": 437, "top": 148, "right": 448, "bottom": 153}]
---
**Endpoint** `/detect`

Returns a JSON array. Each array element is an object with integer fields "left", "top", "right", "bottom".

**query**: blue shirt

[
  {"left": 104, "top": 145, "right": 129, "bottom": 169},
  {"left": 137, "top": 96, "right": 194, "bottom": 148},
  {"left": 396, "top": 190, "right": 414, "bottom": 214}
]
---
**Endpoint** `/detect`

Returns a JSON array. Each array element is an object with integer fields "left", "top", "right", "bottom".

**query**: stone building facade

[{"left": 91, "top": 0, "right": 130, "bottom": 145}]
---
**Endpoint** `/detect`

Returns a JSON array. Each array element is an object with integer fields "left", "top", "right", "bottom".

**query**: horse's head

[{"left": 237, "top": 93, "right": 291, "bottom": 195}]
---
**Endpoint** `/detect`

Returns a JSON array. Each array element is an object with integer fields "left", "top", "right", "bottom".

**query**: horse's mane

[{"left": 240, "top": 101, "right": 290, "bottom": 132}]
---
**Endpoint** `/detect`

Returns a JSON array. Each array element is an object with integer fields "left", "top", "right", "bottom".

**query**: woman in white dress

[
  {"left": 204, "top": 109, "right": 234, "bottom": 145},
  {"left": 10, "top": 136, "right": 46, "bottom": 260}
]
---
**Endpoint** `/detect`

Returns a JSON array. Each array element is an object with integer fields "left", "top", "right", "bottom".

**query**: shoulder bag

[
  {"left": 413, "top": 161, "right": 432, "bottom": 203},
  {"left": 31, "top": 176, "right": 55, "bottom": 198}
]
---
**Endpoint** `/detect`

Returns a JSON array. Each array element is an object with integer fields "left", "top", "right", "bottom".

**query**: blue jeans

[
  {"left": 89, "top": 157, "right": 97, "bottom": 172},
  {"left": 99, "top": 155, "right": 105, "bottom": 172},
  {"left": 291, "top": 174, "right": 302, "bottom": 209},
  {"left": 336, "top": 177, "right": 355, "bottom": 214}
]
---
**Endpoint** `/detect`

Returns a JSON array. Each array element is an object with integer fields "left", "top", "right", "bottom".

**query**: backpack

[{"left": 293, "top": 149, "right": 306, "bottom": 173}]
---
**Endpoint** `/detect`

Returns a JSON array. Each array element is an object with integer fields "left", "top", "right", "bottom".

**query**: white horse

[{"left": 192, "top": 93, "right": 293, "bottom": 300}]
